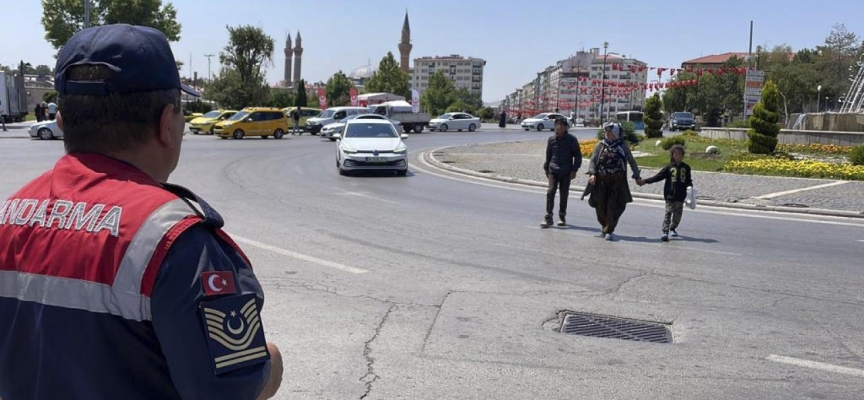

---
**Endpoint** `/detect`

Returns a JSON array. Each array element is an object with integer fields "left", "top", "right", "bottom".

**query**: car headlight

[
  {"left": 392, "top": 146, "right": 407, "bottom": 154},
  {"left": 341, "top": 145, "right": 357, "bottom": 154}
]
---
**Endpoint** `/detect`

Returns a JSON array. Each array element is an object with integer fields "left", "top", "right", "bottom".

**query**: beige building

[{"left": 411, "top": 55, "right": 486, "bottom": 98}]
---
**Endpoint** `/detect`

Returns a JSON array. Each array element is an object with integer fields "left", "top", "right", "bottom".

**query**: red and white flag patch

[{"left": 201, "top": 271, "right": 237, "bottom": 297}]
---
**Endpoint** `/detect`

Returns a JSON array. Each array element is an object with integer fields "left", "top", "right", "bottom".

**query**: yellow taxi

[
  {"left": 189, "top": 109, "right": 239, "bottom": 135},
  {"left": 282, "top": 106, "right": 322, "bottom": 131},
  {"left": 213, "top": 107, "right": 289, "bottom": 139}
]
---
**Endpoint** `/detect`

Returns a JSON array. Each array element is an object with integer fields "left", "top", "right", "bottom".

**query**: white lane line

[
  {"left": 767, "top": 354, "right": 864, "bottom": 378},
  {"left": 335, "top": 191, "right": 399, "bottom": 204},
  {"left": 755, "top": 181, "right": 848, "bottom": 200},
  {"left": 229, "top": 234, "right": 368, "bottom": 274}
]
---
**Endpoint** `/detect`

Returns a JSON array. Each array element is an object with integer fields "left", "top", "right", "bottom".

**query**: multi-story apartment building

[
  {"left": 412, "top": 55, "right": 486, "bottom": 98},
  {"left": 503, "top": 48, "right": 648, "bottom": 123}
]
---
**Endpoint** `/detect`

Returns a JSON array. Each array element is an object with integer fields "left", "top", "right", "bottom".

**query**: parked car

[
  {"left": 189, "top": 109, "right": 239, "bottom": 135},
  {"left": 306, "top": 107, "right": 369, "bottom": 134},
  {"left": 28, "top": 120, "right": 64, "bottom": 140},
  {"left": 321, "top": 114, "right": 402, "bottom": 141},
  {"left": 521, "top": 113, "right": 569, "bottom": 131},
  {"left": 282, "top": 106, "right": 322, "bottom": 132},
  {"left": 428, "top": 112, "right": 481, "bottom": 132},
  {"left": 670, "top": 112, "right": 695, "bottom": 131},
  {"left": 334, "top": 119, "right": 409, "bottom": 176},
  {"left": 213, "top": 107, "right": 289, "bottom": 139}
]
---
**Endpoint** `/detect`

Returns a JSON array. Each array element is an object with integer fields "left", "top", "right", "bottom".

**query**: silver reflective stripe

[
  {"left": 112, "top": 198, "right": 194, "bottom": 320},
  {"left": 0, "top": 270, "right": 150, "bottom": 322}
]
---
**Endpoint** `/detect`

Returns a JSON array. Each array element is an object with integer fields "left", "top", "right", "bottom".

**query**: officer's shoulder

[{"left": 161, "top": 183, "right": 225, "bottom": 229}]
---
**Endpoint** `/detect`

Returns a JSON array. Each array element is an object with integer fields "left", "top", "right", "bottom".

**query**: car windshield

[
  {"left": 319, "top": 110, "right": 336, "bottom": 118},
  {"left": 228, "top": 111, "right": 249, "bottom": 121},
  {"left": 203, "top": 111, "right": 221, "bottom": 118},
  {"left": 673, "top": 112, "right": 693, "bottom": 119},
  {"left": 345, "top": 123, "right": 398, "bottom": 138},
  {"left": 437, "top": 113, "right": 453, "bottom": 119},
  {"left": 532, "top": 114, "right": 549, "bottom": 119}
]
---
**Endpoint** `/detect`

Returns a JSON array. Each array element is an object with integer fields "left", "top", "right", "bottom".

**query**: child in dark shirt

[{"left": 638, "top": 145, "right": 693, "bottom": 241}]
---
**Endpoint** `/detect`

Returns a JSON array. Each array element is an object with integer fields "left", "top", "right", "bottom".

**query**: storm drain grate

[
  {"left": 560, "top": 312, "right": 672, "bottom": 344},
  {"left": 478, "top": 169, "right": 494, "bottom": 174}
]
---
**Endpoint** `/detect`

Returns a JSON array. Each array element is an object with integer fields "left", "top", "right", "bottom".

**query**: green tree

[
  {"left": 42, "top": 91, "right": 59, "bottom": 103},
  {"left": 643, "top": 93, "right": 664, "bottom": 138},
  {"left": 295, "top": 79, "right": 308, "bottom": 106},
  {"left": 446, "top": 100, "right": 472, "bottom": 113},
  {"left": 220, "top": 25, "right": 274, "bottom": 87},
  {"left": 268, "top": 88, "right": 294, "bottom": 108},
  {"left": 205, "top": 67, "right": 269, "bottom": 110},
  {"left": 325, "top": 71, "right": 354, "bottom": 107},
  {"left": 747, "top": 80, "right": 781, "bottom": 154},
  {"left": 479, "top": 107, "right": 495, "bottom": 121},
  {"left": 33, "top": 65, "right": 53, "bottom": 76},
  {"left": 41, "top": 0, "right": 181, "bottom": 50},
  {"left": 421, "top": 71, "right": 456, "bottom": 116},
  {"left": 364, "top": 52, "right": 409, "bottom": 96},
  {"left": 452, "top": 88, "right": 483, "bottom": 113}
]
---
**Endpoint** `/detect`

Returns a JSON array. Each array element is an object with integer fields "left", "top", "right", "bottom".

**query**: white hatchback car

[
  {"left": 28, "top": 120, "right": 65, "bottom": 140},
  {"left": 334, "top": 119, "right": 409, "bottom": 176}
]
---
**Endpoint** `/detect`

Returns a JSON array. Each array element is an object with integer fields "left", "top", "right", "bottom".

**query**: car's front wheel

[
  {"left": 537, "top": 124, "right": 544, "bottom": 131},
  {"left": 468, "top": 123, "right": 476, "bottom": 132},
  {"left": 274, "top": 129, "right": 285, "bottom": 139},
  {"left": 440, "top": 124, "right": 448, "bottom": 132},
  {"left": 233, "top": 129, "right": 245, "bottom": 139},
  {"left": 38, "top": 128, "right": 54, "bottom": 140}
]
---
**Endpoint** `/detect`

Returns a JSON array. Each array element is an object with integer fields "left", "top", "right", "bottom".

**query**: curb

[{"left": 422, "top": 145, "right": 864, "bottom": 220}]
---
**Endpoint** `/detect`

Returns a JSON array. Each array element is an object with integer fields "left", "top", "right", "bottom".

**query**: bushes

[
  {"left": 185, "top": 100, "right": 213, "bottom": 113},
  {"left": 851, "top": 146, "right": 864, "bottom": 166},
  {"left": 747, "top": 80, "right": 781, "bottom": 154},
  {"left": 596, "top": 121, "right": 643, "bottom": 145},
  {"left": 680, "top": 130, "right": 699, "bottom": 137},
  {"left": 660, "top": 136, "right": 686, "bottom": 150},
  {"left": 728, "top": 119, "right": 750, "bottom": 128},
  {"left": 643, "top": 93, "right": 664, "bottom": 138}
]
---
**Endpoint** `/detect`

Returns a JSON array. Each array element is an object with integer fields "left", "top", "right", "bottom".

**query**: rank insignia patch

[{"left": 199, "top": 293, "right": 269, "bottom": 374}]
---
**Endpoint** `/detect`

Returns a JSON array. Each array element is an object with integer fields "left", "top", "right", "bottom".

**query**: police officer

[{"left": 0, "top": 24, "right": 283, "bottom": 399}]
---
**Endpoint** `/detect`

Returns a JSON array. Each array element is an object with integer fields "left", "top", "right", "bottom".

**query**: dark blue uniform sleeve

[{"left": 151, "top": 225, "right": 270, "bottom": 400}]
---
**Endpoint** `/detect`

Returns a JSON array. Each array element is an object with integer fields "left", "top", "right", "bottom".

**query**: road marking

[
  {"left": 229, "top": 234, "right": 368, "bottom": 274},
  {"left": 336, "top": 191, "right": 398, "bottom": 204},
  {"left": 755, "top": 181, "right": 849, "bottom": 200},
  {"left": 767, "top": 354, "right": 864, "bottom": 378}
]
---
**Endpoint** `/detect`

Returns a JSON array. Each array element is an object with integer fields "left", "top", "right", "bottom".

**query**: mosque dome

[{"left": 349, "top": 64, "right": 377, "bottom": 80}]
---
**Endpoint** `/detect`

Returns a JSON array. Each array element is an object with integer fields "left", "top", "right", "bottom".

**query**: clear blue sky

[{"left": 3, "top": 0, "right": 862, "bottom": 103}]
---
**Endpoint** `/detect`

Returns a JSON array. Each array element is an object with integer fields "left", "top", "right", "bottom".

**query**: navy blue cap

[{"left": 55, "top": 24, "right": 199, "bottom": 97}]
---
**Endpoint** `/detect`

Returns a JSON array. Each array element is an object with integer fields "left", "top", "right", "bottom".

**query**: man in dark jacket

[{"left": 541, "top": 117, "right": 582, "bottom": 228}]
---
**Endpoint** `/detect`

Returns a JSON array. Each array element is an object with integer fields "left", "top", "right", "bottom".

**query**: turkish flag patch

[{"left": 201, "top": 271, "right": 237, "bottom": 297}]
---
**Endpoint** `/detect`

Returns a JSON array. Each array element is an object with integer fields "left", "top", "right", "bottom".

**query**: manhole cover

[{"left": 560, "top": 312, "right": 672, "bottom": 344}]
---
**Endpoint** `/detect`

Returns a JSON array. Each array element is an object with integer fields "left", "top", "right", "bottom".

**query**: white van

[{"left": 306, "top": 107, "right": 369, "bottom": 135}]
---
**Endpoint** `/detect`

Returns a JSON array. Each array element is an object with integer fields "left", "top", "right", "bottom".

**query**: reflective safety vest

[{"left": 0, "top": 153, "right": 248, "bottom": 398}]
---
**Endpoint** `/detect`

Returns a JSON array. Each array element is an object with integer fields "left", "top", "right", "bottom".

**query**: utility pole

[
  {"left": 84, "top": 0, "right": 91, "bottom": 28},
  {"left": 599, "top": 42, "right": 609, "bottom": 126},
  {"left": 743, "top": 20, "right": 753, "bottom": 120},
  {"left": 204, "top": 54, "right": 214, "bottom": 82}
]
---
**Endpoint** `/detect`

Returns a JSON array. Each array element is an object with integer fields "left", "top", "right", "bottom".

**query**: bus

[{"left": 615, "top": 111, "right": 644, "bottom": 130}]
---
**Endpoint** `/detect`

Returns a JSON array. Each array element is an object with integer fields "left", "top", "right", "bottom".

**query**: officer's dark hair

[{"left": 59, "top": 64, "right": 181, "bottom": 154}]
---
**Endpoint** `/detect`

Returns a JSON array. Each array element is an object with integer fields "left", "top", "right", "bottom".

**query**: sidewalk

[
  {"left": 424, "top": 140, "right": 864, "bottom": 218},
  {"left": 0, "top": 122, "right": 33, "bottom": 139}
]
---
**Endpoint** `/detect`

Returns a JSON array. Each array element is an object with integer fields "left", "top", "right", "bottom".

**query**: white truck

[
  {"left": 0, "top": 71, "right": 27, "bottom": 123},
  {"left": 368, "top": 100, "right": 431, "bottom": 133}
]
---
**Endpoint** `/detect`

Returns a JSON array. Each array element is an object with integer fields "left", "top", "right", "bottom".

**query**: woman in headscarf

[{"left": 586, "top": 122, "right": 641, "bottom": 241}]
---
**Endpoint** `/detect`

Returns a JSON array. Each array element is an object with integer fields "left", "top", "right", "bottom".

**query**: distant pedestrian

[
  {"left": 35, "top": 103, "right": 44, "bottom": 122},
  {"left": 291, "top": 107, "right": 301, "bottom": 135},
  {"left": 638, "top": 144, "right": 693, "bottom": 242},
  {"left": 586, "top": 122, "right": 641, "bottom": 241},
  {"left": 498, "top": 111, "right": 506, "bottom": 129},
  {"left": 541, "top": 117, "right": 582, "bottom": 228},
  {"left": 47, "top": 101, "right": 58, "bottom": 120},
  {"left": 569, "top": 111, "right": 575, "bottom": 125}
]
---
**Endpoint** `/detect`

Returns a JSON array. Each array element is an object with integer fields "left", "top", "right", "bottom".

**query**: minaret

[
  {"left": 283, "top": 34, "right": 293, "bottom": 87},
  {"left": 293, "top": 31, "right": 303, "bottom": 85},
  {"left": 398, "top": 12, "right": 412, "bottom": 73}
]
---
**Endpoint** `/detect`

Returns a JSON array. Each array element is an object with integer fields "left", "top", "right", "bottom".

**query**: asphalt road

[{"left": 3, "top": 124, "right": 864, "bottom": 399}]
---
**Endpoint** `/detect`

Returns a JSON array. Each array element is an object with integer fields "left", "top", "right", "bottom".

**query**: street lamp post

[
  {"left": 599, "top": 42, "right": 609, "bottom": 126},
  {"left": 825, "top": 96, "right": 830, "bottom": 112},
  {"left": 817, "top": 85, "right": 822, "bottom": 112},
  {"left": 18, "top": 60, "right": 31, "bottom": 122},
  {"left": 204, "top": 53, "right": 214, "bottom": 83}
]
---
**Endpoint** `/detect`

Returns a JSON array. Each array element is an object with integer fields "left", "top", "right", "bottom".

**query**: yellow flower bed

[
  {"left": 725, "top": 158, "right": 864, "bottom": 180},
  {"left": 776, "top": 143, "right": 854, "bottom": 155},
  {"left": 579, "top": 139, "right": 598, "bottom": 157}
]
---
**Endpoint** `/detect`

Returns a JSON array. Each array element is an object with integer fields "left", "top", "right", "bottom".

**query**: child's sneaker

[
  {"left": 670, "top": 230, "right": 679, "bottom": 238},
  {"left": 605, "top": 233, "right": 614, "bottom": 241},
  {"left": 661, "top": 233, "right": 669, "bottom": 242},
  {"left": 540, "top": 216, "right": 553, "bottom": 228}
]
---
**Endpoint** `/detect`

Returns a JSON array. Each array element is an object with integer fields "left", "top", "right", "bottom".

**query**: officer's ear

[
  {"left": 56, "top": 112, "right": 64, "bottom": 131},
  {"left": 156, "top": 103, "right": 182, "bottom": 149}
]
